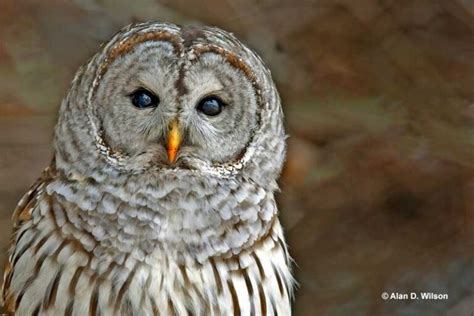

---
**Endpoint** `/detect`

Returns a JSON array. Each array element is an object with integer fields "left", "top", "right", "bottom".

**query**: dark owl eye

[
  {"left": 129, "top": 89, "right": 159, "bottom": 109},
  {"left": 197, "top": 96, "right": 224, "bottom": 116}
]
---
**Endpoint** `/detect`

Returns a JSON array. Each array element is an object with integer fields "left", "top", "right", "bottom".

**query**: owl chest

[{"left": 8, "top": 218, "right": 292, "bottom": 315}]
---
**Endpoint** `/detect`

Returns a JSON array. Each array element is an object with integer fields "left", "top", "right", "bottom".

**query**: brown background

[{"left": 0, "top": 1, "right": 473, "bottom": 315}]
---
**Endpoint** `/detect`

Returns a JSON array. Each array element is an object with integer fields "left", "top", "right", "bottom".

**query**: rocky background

[{"left": 0, "top": 1, "right": 473, "bottom": 315}]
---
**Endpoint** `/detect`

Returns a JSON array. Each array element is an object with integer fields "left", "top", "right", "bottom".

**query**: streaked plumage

[{"left": 2, "top": 22, "right": 294, "bottom": 315}]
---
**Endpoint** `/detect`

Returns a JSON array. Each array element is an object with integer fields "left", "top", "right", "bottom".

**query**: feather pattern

[{"left": 2, "top": 182, "right": 293, "bottom": 315}]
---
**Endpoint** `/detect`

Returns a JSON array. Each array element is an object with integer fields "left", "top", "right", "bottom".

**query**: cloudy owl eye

[
  {"left": 197, "top": 96, "right": 224, "bottom": 116},
  {"left": 129, "top": 89, "right": 159, "bottom": 109}
]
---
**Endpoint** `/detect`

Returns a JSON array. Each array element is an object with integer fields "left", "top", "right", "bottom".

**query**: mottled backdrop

[{"left": 0, "top": 1, "right": 473, "bottom": 315}]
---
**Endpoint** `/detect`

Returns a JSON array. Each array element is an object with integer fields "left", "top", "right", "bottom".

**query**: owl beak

[{"left": 167, "top": 119, "right": 181, "bottom": 163}]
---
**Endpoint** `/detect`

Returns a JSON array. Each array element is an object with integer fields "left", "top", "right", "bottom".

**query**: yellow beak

[{"left": 167, "top": 119, "right": 181, "bottom": 163}]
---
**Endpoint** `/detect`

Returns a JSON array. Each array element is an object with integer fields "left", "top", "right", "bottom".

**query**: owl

[{"left": 1, "top": 22, "right": 294, "bottom": 315}]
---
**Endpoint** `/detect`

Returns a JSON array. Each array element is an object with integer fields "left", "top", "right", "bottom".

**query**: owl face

[
  {"left": 56, "top": 22, "right": 285, "bottom": 182},
  {"left": 89, "top": 26, "right": 260, "bottom": 173}
]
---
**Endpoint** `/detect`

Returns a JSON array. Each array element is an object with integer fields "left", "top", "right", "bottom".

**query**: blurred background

[{"left": 0, "top": 0, "right": 473, "bottom": 315}]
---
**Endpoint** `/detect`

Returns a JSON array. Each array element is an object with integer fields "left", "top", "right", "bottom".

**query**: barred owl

[{"left": 2, "top": 22, "right": 294, "bottom": 315}]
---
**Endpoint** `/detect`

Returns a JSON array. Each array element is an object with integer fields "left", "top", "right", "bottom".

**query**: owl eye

[
  {"left": 129, "top": 89, "right": 159, "bottom": 109},
  {"left": 197, "top": 96, "right": 224, "bottom": 116}
]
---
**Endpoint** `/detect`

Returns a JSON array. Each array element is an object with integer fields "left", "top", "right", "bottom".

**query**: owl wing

[{"left": 1, "top": 165, "right": 55, "bottom": 314}]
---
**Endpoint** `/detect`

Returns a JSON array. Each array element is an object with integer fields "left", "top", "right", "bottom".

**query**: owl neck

[{"left": 45, "top": 168, "right": 279, "bottom": 265}]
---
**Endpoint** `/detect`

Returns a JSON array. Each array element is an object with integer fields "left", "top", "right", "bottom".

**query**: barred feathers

[{"left": 3, "top": 178, "right": 293, "bottom": 315}]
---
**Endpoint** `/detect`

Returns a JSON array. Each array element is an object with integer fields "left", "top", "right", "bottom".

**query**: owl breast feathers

[{"left": 1, "top": 22, "right": 294, "bottom": 315}]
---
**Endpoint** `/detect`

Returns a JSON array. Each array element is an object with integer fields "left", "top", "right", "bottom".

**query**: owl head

[{"left": 54, "top": 22, "right": 286, "bottom": 188}]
